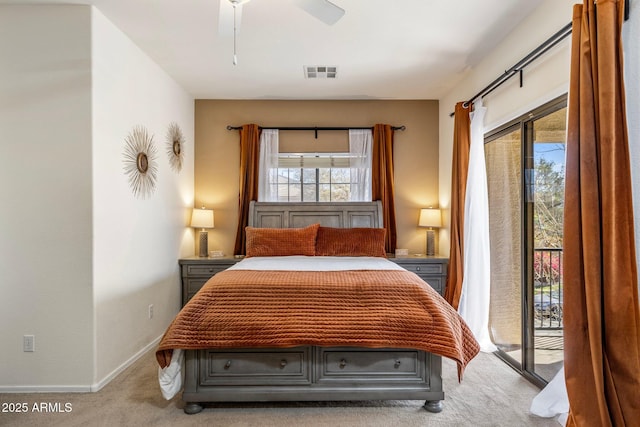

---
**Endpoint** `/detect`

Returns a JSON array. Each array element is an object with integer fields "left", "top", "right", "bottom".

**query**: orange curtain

[
  {"left": 444, "top": 102, "right": 471, "bottom": 310},
  {"left": 564, "top": 1, "right": 640, "bottom": 426},
  {"left": 233, "top": 124, "right": 261, "bottom": 255},
  {"left": 372, "top": 124, "right": 397, "bottom": 254}
]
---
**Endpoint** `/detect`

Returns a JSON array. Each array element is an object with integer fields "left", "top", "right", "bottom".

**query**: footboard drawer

[
  {"left": 200, "top": 348, "right": 312, "bottom": 385},
  {"left": 317, "top": 348, "right": 426, "bottom": 383}
]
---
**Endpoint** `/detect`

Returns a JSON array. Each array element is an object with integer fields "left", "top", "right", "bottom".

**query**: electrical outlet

[
  {"left": 148, "top": 304, "right": 154, "bottom": 319},
  {"left": 23, "top": 335, "right": 35, "bottom": 352}
]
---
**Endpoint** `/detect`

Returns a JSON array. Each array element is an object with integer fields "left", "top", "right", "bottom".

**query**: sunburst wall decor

[
  {"left": 123, "top": 125, "right": 158, "bottom": 199},
  {"left": 166, "top": 122, "right": 185, "bottom": 173}
]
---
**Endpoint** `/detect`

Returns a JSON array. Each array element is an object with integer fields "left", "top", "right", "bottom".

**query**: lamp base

[
  {"left": 198, "top": 230, "right": 209, "bottom": 257},
  {"left": 426, "top": 229, "right": 435, "bottom": 257}
]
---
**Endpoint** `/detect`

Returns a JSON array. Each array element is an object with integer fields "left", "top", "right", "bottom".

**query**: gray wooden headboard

[{"left": 248, "top": 201, "right": 383, "bottom": 229}]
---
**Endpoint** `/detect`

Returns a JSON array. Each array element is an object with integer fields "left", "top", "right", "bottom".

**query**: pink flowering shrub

[{"left": 534, "top": 251, "right": 563, "bottom": 284}]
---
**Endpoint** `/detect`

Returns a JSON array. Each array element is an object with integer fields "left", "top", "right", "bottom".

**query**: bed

[{"left": 157, "top": 201, "right": 479, "bottom": 415}]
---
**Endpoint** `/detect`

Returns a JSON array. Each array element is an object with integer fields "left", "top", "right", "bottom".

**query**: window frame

[{"left": 273, "top": 152, "right": 361, "bottom": 203}]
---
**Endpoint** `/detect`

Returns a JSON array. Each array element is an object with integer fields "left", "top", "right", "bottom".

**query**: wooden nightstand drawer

[
  {"left": 388, "top": 257, "right": 448, "bottom": 296},
  {"left": 423, "top": 277, "right": 443, "bottom": 295},
  {"left": 397, "top": 262, "right": 443, "bottom": 275},
  {"left": 186, "top": 264, "right": 232, "bottom": 277},
  {"left": 185, "top": 278, "right": 210, "bottom": 300},
  {"left": 180, "top": 257, "right": 241, "bottom": 306}
]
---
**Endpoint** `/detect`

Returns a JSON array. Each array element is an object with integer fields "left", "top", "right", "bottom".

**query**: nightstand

[
  {"left": 389, "top": 255, "right": 448, "bottom": 296},
  {"left": 179, "top": 257, "right": 242, "bottom": 306}
]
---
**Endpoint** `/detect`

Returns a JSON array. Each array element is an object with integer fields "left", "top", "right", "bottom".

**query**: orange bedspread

[{"left": 156, "top": 269, "right": 479, "bottom": 378}]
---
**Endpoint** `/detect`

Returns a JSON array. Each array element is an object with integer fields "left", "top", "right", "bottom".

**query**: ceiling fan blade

[{"left": 293, "top": 0, "right": 345, "bottom": 25}]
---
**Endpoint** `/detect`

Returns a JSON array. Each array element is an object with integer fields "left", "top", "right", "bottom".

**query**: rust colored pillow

[
  {"left": 315, "top": 227, "right": 387, "bottom": 257},
  {"left": 245, "top": 223, "right": 320, "bottom": 257}
]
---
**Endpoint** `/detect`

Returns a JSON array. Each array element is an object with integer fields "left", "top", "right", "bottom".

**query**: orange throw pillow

[
  {"left": 245, "top": 223, "right": 320, "bottom": 257},
  {"left": 315, "top": 227, "right": 387, "bottom": 257}
]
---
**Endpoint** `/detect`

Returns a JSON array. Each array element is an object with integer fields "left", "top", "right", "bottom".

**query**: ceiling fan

[
  {"left": 291, "top": 0, "right": 346, "bottom": 25},
  {"left": 219, "top": 0, "right": 345, "bottom": 65}
]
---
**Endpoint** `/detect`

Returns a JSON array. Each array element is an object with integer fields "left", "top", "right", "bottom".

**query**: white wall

[
  {"left": 91, "top": 8, "right": 194, "bottom": 386},
  {"left": 438, "top": 0, "right": 576, "bottom": 255},
  {"left": 0, "top": 4, "right": 195, "bottom": 391},
  {"left": 624, "top": 0, "right": 640, "bottom": 290},
  {"left": 0, "top": 5, "right": 95, "bottom": 389}
]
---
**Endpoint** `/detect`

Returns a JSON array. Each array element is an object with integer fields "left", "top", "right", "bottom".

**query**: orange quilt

[{"left": 156, "top": 269, "right": 480, "bottom": 378}]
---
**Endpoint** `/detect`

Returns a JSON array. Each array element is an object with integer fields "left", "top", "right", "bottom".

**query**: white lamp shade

[
  {"left": 191, "top": 208, "right": 214, "bottom": 229},
  {"left": 418, "top": 208, "right": 441, "bottom": 228}
]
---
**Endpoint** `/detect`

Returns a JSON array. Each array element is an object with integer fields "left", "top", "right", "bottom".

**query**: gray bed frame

[{"left": 182, "top": 201, "right": 444, "bottom": 414}]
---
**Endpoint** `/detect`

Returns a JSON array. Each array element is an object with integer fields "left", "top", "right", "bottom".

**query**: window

[
  {"left": 258, "top": 129, "right": 372, "bottom": 202},
  {"left": 274, "top": 153, "right": 357, "bottom": 202}
]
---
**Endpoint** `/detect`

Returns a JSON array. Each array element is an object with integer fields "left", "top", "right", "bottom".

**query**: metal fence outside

[{"left": 534, "top": 248, "right": 563, "bottom": 330}]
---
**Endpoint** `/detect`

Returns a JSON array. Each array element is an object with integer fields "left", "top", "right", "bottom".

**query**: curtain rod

[
  {"left": 226, "top": 125, "right": 405, "bottom": 138},
  {"left": 449, "top": 0, "right": 631, "bottom": 116},
  {"left": 626, "top": 0, "right": 630, "bottom": 21},
  {"left": 449, "top": 22, "right": 573, "bottom": 117},
  {"left": 226, "top": 125, "right": 405, "bottom": 131}
]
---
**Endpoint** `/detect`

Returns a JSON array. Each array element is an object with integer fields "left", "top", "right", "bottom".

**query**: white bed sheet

[
  {"left": 159, "top": 255, "right": 406, "bottom": 400},
  {"left": 227, "top": 255, "right": 404, "bottom": 271}
]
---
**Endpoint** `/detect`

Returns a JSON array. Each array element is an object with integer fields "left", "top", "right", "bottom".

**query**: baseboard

[
  {"left": 0, "top": 385, "right": 92, "bottom": 393},
  {"left": 90, "top": 335, "right": 162, "bottom": 392},
  {"left": 0, "top": 335, "right": 162, "bottom": 394}
]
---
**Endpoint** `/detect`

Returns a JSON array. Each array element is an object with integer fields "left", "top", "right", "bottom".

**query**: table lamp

[
  {"left": 191, "top": 207, "right": 214, "bottom": 257},
  {"left": 418, "top": 208, "right": 441, "bottom": 256}
]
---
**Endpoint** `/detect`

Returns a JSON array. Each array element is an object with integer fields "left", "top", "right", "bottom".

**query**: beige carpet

[{"left": 0, "top": 349, "right": 559, "bottom": 427}]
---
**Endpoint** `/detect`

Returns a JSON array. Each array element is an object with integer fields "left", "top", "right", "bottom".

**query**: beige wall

[{"left": 195, "top": 100, "right": 440, "bottom": 256}]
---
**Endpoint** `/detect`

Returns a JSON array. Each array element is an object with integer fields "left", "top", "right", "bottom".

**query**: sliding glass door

[{"left": 484, "top": 96, "right": 566, "bottom": 386}]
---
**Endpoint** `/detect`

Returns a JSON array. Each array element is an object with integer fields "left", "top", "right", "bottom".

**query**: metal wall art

[
  {"left": 123, "top": 125, "right": 158, "bottom": 199},
  {"left": 166, "top": 122, "right": 185, "bottom": 173}
]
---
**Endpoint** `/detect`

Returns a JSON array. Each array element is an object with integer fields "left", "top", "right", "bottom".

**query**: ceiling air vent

[{"left": 304, "top": 66, "right": 337, "bottom": 79}]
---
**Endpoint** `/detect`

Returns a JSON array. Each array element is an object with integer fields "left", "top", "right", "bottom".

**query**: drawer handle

[
  {"left": 394, "top": 359, "right": 401, "bottom": 369},
  {"left": 416, "top": 266, "right": 421, "bottom": 271},
  {"left": 224, "top": 360, "right": 232, "bottom": 370},
  {"left": 208, "top": 268, "right": 214, "bottom": 273},
  {"left": 339, "top": 359, "right": 347, "bottom": 369},
  {"left": 280, "top": 359, "right": 288, "bottom": 369}
]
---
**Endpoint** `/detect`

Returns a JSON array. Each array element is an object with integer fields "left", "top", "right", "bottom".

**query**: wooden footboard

[{"left": 182, "top": 346, "right": 444, "bottom": 414}]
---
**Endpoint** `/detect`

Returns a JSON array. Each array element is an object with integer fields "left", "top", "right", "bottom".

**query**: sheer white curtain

[
  {"left": 458, "top": 99, "right": 497, "bottom": 353},
  {"left": 349, "top": 129, "right": 372, "bottom": 201},
  {"left": 258, "top": 129, "right": 279, "bottom": 202},
  {"left": 530, "top": 366, "right": 569, "bottom": 425}
]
